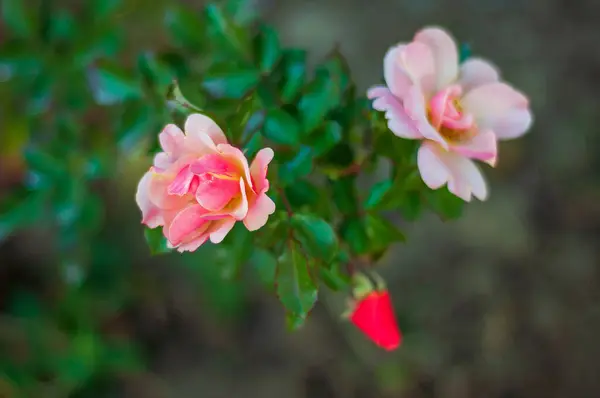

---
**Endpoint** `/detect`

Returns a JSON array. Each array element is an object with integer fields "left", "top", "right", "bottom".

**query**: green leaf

[
  {"left": 365, "top": 214, "right": 406, "bottom": 250},
  {"left": 373, "top": 126, "right": 419, "bottom": 164},
  {"left": 365, "top": 180, "right": 393, "bottom": 210},
  {"left": 74, "top": 28, "right": 122, "bottom": 66},
  {"left": 165, "top": 6, "right": 205, "bottom": 49},
  {"left": 368, "top": 170, "right": 422, "bottom": 212},
  {"left": 322, "top": 142, "right": 355, "bottom": 170},
  {"left": 80, "top": 193, "right": 104, "bottom": 234},
  {"left": 279, "top": 146, "right": 313, "bottom": 185},
  {"left": 0, "top": 193, "right": 45, "bottom": 242},
  {"left": 276, "top": 241, "right": 318, "bottom": 324},
  {"left": 321, "top": 52, "right": 351, "bottom": 96},
  {"left": 336, "top": 247, "right": 350, "bottom": 264},
  {"left": 202, "top": 69, "right": 261, "bottom": 99},
  {"left": 220, "top": 223, "right": 253, "bottom": 279},
  {"left": 87, "top": 61, "right": 142, "bottom": 105},
  {"left": 227, "top": 94, "right": 261, "bottom": 144},
  {"left": 297, "top": 75, "right": 334, "bottom": 133},
  {"left": 241, "top": 110, "right": 265, "bottom": 141},
  {"left": 262, "top": 109, "right": 300, "bottom": 146},
  {"left": 256, "top": 80, "right": 278, "bottom": 107},
  {"left": 279, "top": 49, "right": 306, "bottom": 103},
  {"left": 0, "top": 42, "right": 43, "bottom": 77},
  {"left": 425, "top": 188, "right": 464, "bottom": 220},
  {"left": 225, "top": 0, "right": 259, "bottom": 25},
  {"left": 331, "top": 176, "right": 358, "bottom": 214},
  {"left": 243, "top": 126, "right": 264, "bottom": 159},
  {"left": 291, "top": 214, "right": 338, "bottom": 263},
  {"left": 340, "top": 217, "right": 369, "bottom": 255},
  {"left": 138, "top": 52, "right": 173, "bottom": 94},
  {"left": 144, "top": 228, "right": 171, "bottom": 255},
  {"left": 57, "top": 332, "right": 97, "bottom": 387},
  {"left": 320, "top": 262, "right": 350, "bottom": 291},
  {"left": 158, "top": 51, "right": 188, "bottom": 79},
  {"left": 254, "top": 212, "right": 288, "bottom": 248},
  {"left": 311, "top": 121, "right": 342, "bottom": 156},
  {"left": 167, "top": 79, "right": 205, "bottom": 112},
  {"left": 205, "top": 4, "right": 250, "bottom": 58},
  {"left": 24, "top": 147, "right": 65, "bottom": 181},
  {"left": 285, "top": 180, "right": 319, "bottom": 207},
  {"left": 297, "top": 53, "right": 349, "bottom": 133},
  {"left": 53, "top": 178, "right": 86, "bottom": 228},
  {"left": 26, "top": 74, "right": 54, "bottom": 115},
  {"left": 117, "top": 102, "right": 154, "bottom": 152},
  {"left": 286, "top": 311, "right": 307, "bottom": 331},
  {"left": 255, "top": 25, "right": 281, "bottom": 73},
  {"left": 91, "top": 0, "right": 123, "bottom": 20},
  {"left": 2, "top": 0, "right": 36, "bottom": 38},
  {"left": 47, "top": 9, "right": 76, "bottom": 45},
  {"left": 250, "top": 248, "right": 277, "bottom": 290},
  {"left": 398, "top": 191, "right": 423, "bottom": 221}
]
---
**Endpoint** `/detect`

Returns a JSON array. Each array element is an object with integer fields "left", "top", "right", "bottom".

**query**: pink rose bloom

[
  {"left": 136, "top": 113, "right": 276, "bottom": 252},
  {"left": 368, "top": 27, "right": 532, "bottom": 201}
]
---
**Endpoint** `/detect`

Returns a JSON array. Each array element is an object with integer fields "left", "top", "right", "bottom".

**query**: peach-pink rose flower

[
  {"left": 368, "top": 27, "right": 533, "bottom": 201},
  {"left": 136, "top": 113, "right": 276, "bottom": 252}
]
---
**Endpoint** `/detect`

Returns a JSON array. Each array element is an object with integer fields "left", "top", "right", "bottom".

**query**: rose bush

[{"left": 0, "top": 0, "right": 535, "bottom": 374}]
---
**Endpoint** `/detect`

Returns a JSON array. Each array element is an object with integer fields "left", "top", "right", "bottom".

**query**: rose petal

[
  {"left": 367, "top": 85, "right": 390, "bottom": 99},
  {"left": 184, "top": 113, "right": 228, "bottom": 146},
  {"left": 384, "top": 45, "right": 413, "bottom": 99},
  {"left": 429, "top": 85, "right": 464, "bottom": 130},
  {"left": 226, "top": 178, "right": 249, "bottom": 220},
  {"left": 153, "top": 152, "right": 171, "bottom": 171},
  {"left": 418, "top": 142, "right": 488, "bottom": 201},
  {"left": 159, "top": 124, "right": 185, "bottom": 154},
  {"left": 367, "top": 86, "right": 422, "bottom": 139},
  {"left": 462, "top": 82, "right": 530, "bottom": 139},
  {"left": 147, "top": 171, "right": 190, "bottom": 210},
  {"left": 404, "top": 86, "right": 449, "bottom": 148},
  {"left": 217, "top": 144, "right": 253, "bottom": 191},
  {"left": 210, "top": 178, "right": 249, "bottom": 220},
  {"left": 459, "top": 58, "right": 500, "bottom": 93},
  {"left": 136, "top": 171, "right": 163, "bottom": 228},
  {"left": 414, "top": 27, "right": 459, "bottom": 90},
  {"left": 166, "top": 205, "right": 212, "bottom": 246},
  {"left": 189, "top": 153, "right": 239, "bottom": 177},
  {"left": 490, "top": 107, "right": 533, "bottom": 140},
  {"left": 250, "top": 148, "right": 274, "bottom": 193},
  {"left": 450, "top": 130, "right": 498, "bottom": 166},
  {"left": 167, "top": 165, "right": 195, "bottom": 196},
  {"left": 400, "top": 42, "right": 436, "bottom": 96},
  {"left": 451, "top": 157, "right": 488, "bottom": 201},
  {"left": 176, "top": 235, "right": 209, "bottom": 253},
  {"left": 244, "top": 193, "right": 276, "bottom": 231},
  {"left": 195, "top": 173, "right": 241, "bottom": 212},
  {"left": 209, "top": 218, "right": 237, "bottom": 244},
  {"left": 417, "top": 142, "right": 451, "bottom": 189}
]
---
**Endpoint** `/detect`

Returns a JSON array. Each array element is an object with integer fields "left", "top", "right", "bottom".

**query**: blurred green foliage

[{"left": 0, "top": 0, "right": 467, "bottom": 395}]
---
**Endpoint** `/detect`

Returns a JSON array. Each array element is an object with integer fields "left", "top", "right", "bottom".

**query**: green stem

[{"left": 276, "top": 186, "right": 293, "bottom": 220}]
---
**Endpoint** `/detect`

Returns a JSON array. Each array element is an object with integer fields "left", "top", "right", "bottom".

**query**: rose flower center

[{"left": 428, "top": 85, "right": 475, "bottom": 143}]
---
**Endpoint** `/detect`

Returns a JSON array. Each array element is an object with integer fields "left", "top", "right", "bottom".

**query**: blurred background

[{"left": 2, "top": 0, "right": 600, "bottom": 397}]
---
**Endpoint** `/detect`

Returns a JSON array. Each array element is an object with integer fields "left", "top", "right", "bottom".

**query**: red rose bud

[{"left": 349, "top": 290, "right": 402, "bottom": 351}]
